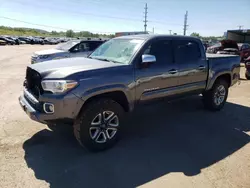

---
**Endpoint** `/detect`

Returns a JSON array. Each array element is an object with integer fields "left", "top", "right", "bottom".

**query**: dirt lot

[{"left": 0, "top": 45, "right": 250, "bottom": 188}]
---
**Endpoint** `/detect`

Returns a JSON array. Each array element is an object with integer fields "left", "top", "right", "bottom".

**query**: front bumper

[
  {"left": 19, "top": 95, "right": 46, "bottom": 124},
  {"left": 19, "top": 89, "right": 84, "bottom": 124}
]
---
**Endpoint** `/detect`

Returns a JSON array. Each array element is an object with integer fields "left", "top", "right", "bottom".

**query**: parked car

[
  {"left": 19, "top": 40, "right": 26, "bottom": 44},
  {"left": 237, "top": 43, "right": 250, "bottom": 61},
  {"left": 31, "top": 39, "right": 106, "bottom": 64},
  {"left": 206, "top": 40, "right": 240, "bottom": 56},
  {"left": 202, "top": 40, "right": 209, "bottom": 51},
  {"left": 42, "top": 38, "right": 54, "bottom": 45},
  {"left": 19, "top": 35, "right": 240, "bottom": 151},
  {"left": 18, "top": 37, "right": 32, "bottom": 44},
  {"left": 0, "top": 36, "right": 15, "bottom": 45},
  {"left": 0, "top": 39, "right": 7, "bottom": 45},
  {"left": 6, "top": 36, "right": 21, "bottom": 45},
  {"left": 244, "top": 56, "right": 250, "bottom": 80},
  {"left": 29, "top": 37, "right": 43, "bottom": 45}
]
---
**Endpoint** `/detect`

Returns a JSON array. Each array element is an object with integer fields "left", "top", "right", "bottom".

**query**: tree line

[
  {"left": 190, "top": 32, "right": 225, "bottom": 41},
  {"left": 0, "top": 26, "right": 115, "bottom": 38}
]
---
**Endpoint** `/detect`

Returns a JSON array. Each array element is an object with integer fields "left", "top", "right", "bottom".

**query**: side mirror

[
  {"left": 142, "top": 54, "right": 156, "bottom": 63},
  {"left": 140, "top": 54, "right": 156, "bottom": 68},
  {"left": 71, "top": 48, "right": 79, "bottom": 53}
]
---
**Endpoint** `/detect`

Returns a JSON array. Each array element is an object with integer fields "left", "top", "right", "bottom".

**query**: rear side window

[
  {"left": 89, "top": 41, "right": 103, "bottom": 51},
  {"left": 143, "top": 40, "right": 173, "bottom": 65},
  {"left": 174, "top": 40, "right": 201, "bottom": 63},
  {"left": 78, "top": 42, "right": 90, "bottom": 52}
]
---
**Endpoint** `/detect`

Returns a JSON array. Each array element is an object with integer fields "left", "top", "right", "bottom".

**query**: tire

[
  {"left": 73, "top": 98, "right": 124, "bottom": 152},
  {"left": 246, "top": 73, "right": 250, "bottom": 80},
  {"left": 202, "top": 79, "right": 229, "bottom": 111}
]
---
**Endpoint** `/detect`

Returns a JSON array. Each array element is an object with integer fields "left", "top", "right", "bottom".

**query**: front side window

[
  {"left": 90, "top": 38, "right": 144, "bottom": 64},
  {"left": 56, "top": 40, "right": 79, "bottom": 51},
  {"left": 143, "top": 40, "right": 173, "bottom": 65}
]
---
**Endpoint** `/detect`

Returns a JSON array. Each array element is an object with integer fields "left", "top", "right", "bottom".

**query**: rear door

[
  {"left": 173, "top": 39, "right": 208, "bottom": 93},
  {"left": 135, "top": 39, "right": 179, "bottom": 102}
]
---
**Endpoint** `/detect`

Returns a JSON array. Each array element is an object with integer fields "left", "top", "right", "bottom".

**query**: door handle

[
  {"left": 198, "top": 66, "right": 206, "bottom": 70},
  {"left": 168, "top": 69, "right": 178, "bottom": 74}
]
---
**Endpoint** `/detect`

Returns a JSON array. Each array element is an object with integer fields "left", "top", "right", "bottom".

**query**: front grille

[{"left": 25, "top": 67, "right": 43, "bottom": 98}]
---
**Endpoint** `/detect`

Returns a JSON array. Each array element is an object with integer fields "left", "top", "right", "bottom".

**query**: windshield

[
  {"left": 89, "top": 38, "right": 144, "bottom": 64},
  {"left": 56, "top": 40, "right": 79, "bottom": 51}
]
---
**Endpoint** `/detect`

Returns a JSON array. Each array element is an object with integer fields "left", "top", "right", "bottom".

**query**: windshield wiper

[{"left": 91, "top": 57, "right": 121, "bottom": 64}]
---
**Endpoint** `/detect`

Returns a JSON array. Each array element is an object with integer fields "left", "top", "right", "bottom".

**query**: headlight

[{"left": 41, "top": 80, "right": 78, "bottom": 93}]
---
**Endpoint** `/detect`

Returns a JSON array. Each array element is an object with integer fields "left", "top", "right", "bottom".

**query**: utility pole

[
  {"left": 169, "top": 30, "right": 172, "bottom": 35},
  {"left": 238, "top": 25, "right": 243, "bottom": 30},
  {"left": 183, "top": 11, "right": 188, "bottom": 35},
  {"left": 152, "top": 27, "right": 154, "bottom": 34},
  {"left": 144, "top": 3, "right": 148, "bottom": 33}
]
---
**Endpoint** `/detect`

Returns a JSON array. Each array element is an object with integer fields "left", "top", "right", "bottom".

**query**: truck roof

[{"left": 115, "top": 34, "right": 199, "bottom": 41}]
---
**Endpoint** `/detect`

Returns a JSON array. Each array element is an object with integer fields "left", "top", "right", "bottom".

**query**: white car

[{"left": 31, "top": 39, "right": 107, "bottom": 64}]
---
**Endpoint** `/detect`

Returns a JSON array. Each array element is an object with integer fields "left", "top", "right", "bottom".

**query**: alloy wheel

[
  {"left": 214, "top": 85, "right": 226, "bottom": 106},
  {"left": 89, "top": 111, "right": 119, "bottom": 143}
]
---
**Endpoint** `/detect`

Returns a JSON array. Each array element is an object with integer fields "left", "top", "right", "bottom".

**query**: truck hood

[
  {"left": 29, "top": 57, "right": 123, "bottom": 79},
  {"left": 35, "top": 48, "right": 65, "bottom": 55}
]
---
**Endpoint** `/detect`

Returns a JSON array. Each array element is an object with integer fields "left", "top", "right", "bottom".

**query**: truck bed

[
  {"left": 206, "top": 53, "right": 239, "bottom": 59},
  {"left": 206, "top": 53, "right": 241, "bottom": 88}
]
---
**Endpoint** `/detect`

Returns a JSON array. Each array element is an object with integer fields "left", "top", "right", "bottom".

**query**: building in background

[
  {"left": 225, "top": 29, "right": 250, "bottom": 43},
  {"left": 115, "top": 31, "right": 148, "bottom": 37}
]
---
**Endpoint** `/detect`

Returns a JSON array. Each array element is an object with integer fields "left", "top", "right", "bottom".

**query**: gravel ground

[{"left": 0, "top": 45, "right": 249, "bottom": 188}]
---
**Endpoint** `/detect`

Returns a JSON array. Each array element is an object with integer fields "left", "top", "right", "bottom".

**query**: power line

[
  {"left": 0, "top": 16, "right": 116, "bottom": 33},
  {"left": 10, "top": 0, "right": 143, "bottom": 22},
  {"left": 183, "top": 11, "right": 188, "bottom": 35},
  {"left": 143, "top": 3, "right": 148, "bottom": 32},
  {"left": 8, "top": 0, "right": 185, "bottom": 28},
  {"left": 148, "top": 19, "right": 183, "bottom": 26}
]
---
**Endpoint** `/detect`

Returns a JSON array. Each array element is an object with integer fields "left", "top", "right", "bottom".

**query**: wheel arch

[
  {"left": 77, "top": 89, "right": 132, "bottom": 119},
  {"left": 207, "top": 72, "right": 232, "bottom": 90}
]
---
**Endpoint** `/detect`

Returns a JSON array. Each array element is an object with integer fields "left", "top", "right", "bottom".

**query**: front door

[{"left": 135, "top": 39, "right": 179, "bottom": 102}]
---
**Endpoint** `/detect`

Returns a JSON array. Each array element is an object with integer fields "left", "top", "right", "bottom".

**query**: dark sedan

[{"left": 0, "top": 36, "right": 15, "bottom": 45}]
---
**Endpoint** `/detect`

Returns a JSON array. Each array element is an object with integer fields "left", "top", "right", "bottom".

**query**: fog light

[{"left": 43, "top": 103, "right": 54, "bottom": 114}]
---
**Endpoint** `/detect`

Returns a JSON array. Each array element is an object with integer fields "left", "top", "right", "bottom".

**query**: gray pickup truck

[{"left": 19, "top": 35, "right": 240, "bottom": 151}]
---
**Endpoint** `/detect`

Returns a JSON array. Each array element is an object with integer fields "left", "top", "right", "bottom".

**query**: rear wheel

[
  {"left": 246, "top": 73, "right": 250, "bottom": 80},
  {"left": 202, "top": 79, "right": 229, "bottom": 111},
  {"left": 73, "top": 98, "right": 124, "bottom": 152}
]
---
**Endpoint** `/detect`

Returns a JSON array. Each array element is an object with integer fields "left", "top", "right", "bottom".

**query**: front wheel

[
  {"left": 202, "top": 79, "right": 229, "bottom": 111},
  {"left": 73, "top": 99, "right": 124, "bottom": 152}
]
